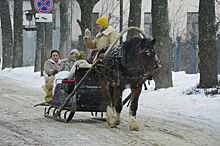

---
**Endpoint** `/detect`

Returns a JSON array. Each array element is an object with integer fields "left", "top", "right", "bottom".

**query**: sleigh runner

[{"left": 34, "top": 27, "right": 160, "bottom": 130}]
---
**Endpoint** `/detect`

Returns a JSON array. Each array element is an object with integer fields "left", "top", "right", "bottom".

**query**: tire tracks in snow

[{"left": 0, "top": 119, "right": 47, "bottom": 145}]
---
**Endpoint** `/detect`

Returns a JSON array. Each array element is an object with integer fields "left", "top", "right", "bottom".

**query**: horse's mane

[
  {"left": 121, "top": 37, "right": 143, "bottom": 53},
  {"left": 122, "top": 37, "right": 142, "bottom": 47}
]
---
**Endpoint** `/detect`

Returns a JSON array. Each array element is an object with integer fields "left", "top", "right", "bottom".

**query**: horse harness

[{"left": 95, "top": 44, "right": 153, "bottom": 87}]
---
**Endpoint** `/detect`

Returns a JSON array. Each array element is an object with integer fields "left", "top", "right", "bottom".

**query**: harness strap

[
  {"left": 139, "top": 47, "right": 151, "bottom": 91},
  {"left": 139, "top": 47, "right": 147, "bottom": 74}
]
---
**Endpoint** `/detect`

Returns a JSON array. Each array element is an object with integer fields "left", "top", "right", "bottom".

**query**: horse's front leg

[
  {"left": 99, "top": 76, "right": 112, "bottom": 104},
  {"left": 113, "top": 85, "right": 123, "bottom": 126},
  {"left": 129, "top": 84, "right": 142, "bottom": 131},
  {"left": 99, "top": 76, "right": 116, "bottom": 127},
  {"left": 106, "top": 84, "right": 123, "bottom": 127}
]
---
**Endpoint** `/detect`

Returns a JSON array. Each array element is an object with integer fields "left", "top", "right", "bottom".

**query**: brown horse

[{"left": 97, "top": 37, "right": 159, "bottom": 130}]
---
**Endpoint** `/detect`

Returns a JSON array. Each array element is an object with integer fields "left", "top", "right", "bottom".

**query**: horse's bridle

[
  {"left": 138, "top": 47, "right": 147, "bottom": 75},
  {"left": 138, "top": 44, "right": 161, "bottom": 80}
]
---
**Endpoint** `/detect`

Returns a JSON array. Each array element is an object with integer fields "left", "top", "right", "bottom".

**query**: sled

[{"left": 34, "top": 68, "right": 109, "bottom": 122}]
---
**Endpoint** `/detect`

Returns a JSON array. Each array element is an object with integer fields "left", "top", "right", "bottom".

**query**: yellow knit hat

[{"left": 96, "top": 17, "right": 108, "bottom": 28}]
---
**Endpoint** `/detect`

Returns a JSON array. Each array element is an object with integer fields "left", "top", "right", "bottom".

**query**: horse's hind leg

[{"left": 129, "top": 84, "right": 142, "bottom": 131}]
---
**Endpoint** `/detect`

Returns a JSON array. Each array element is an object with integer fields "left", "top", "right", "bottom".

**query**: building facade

[{"left": 71, "top": 0, "right": 220, "bottom": 41}]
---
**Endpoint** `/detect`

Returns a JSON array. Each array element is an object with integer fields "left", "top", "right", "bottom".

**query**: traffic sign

[
  {"left": 35, "top": 0, "right": 53, "bottom": 13},
  {"left": 35, "top": 13, "right": 52, "bottom": 23}
]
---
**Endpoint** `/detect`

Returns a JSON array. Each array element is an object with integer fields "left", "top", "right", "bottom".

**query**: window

[
  {"left": 187, "top": 12, "right": 198, "bottom": 34},
  {"left": 144, "top": 12, "right": 152, "bottom": 36}
]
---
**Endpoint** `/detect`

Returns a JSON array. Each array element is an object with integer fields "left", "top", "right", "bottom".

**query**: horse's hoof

[
  {"left": 115, "top": 117, "right": 120, "bottom": 125},
  {"left": 129, "top": 117, "right": 139, "bottom": 131},
  {"left": 115, "top": 120, "right": 120, "bottom": 125},
  {"left": 106, "top": 106, "right": 117, "bottom": 126},
  {"left": 107, "top": 122, "right": 117, "bottom": 128},
  {"left": 115, "top": 113, "right": 121, "bottom": 125},
  {"left": 106, "top": 114, "right": 116, "bottom": 127},
  {"left": 129, "top": 124, "right": 139, "bottom": 131}
]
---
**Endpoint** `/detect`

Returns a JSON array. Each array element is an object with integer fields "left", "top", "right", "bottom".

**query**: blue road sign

[{"left": 35, "top": 0, "right": 53, "bottom": 13}]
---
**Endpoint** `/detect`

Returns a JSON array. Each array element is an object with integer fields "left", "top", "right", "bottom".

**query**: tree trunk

[
  {"left": 152, "top": 0, "right": 173, "bottom": 89},
  {"left": 30, "top": 0, "right": 41, "bottom": 72},
  {"left": 198, "top": 0, "right": 218, "bottom": 88},
  {"left": 0, "top": 0, "right": 13, "bottom": 69},
  {"left": 126, "top": 0, "right": 142, "bottom": 41},
  {"left": 45, "top": 22, "right": 53, "bottom": 60},
  {"left": 76, "top": 0, "right": 100, "bottom": 55},
  {"left": 59, "top": 0, "right": 70, "bottom": 59},
  {"left": 35, "top": 23, "right": 43, "bottom": 72},
  {"left": 13, "top": 0, "right": 23, "bottom": 68}
]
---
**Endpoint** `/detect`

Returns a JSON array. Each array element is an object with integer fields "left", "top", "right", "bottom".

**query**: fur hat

[
  {"left": 70, "top": 49, "right": 79, "bottom": 55},
  {"left": 76, "top": 51, "right": 86, "bottom": 60},
  {"left": 96, "top": 17, "right": 108, "bottom": 28}
]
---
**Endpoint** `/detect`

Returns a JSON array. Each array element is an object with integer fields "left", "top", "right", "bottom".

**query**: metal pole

[
  {"left": 120, "top": 0, "right": 123, "bottom": 44},
  {"left": 41, "top": 23, "right": 46, "bottom": 76}
]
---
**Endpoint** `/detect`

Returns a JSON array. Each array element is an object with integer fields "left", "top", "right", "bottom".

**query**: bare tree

[
  {"left": 99, "top": 0, "right": 119, "bottom": 23},
  {"left": 198, "top": 0, "right": 218, "bottom": 88},
  {"left": 59, "top": 0, "right": 70, "bottom": 59},
  {"left": 76, "top": 0, "right": 100, "bottom": 55},
  {"left": 168, "top": 0, "right": 188, "bottom": 39},
  {"left": 30, "top": 0, "right": 42, "bottom": 72},
  {"left": 98, "top": 0, "right": 129, "bottom": 31},
  {"left": 45, "top": 8, "right": 54, "bottom": 60},
  {"left": 13, "top": 0, "right": 23, "bottom": 68},
  {"left": 152, "top": 0, "right": 173, "bottom": 89},
  {"left": 126, "top": 0, "right": 142, "bottom": 40},
  {"left": 0, "top": 0, "right": 13, "bottom": 69}
]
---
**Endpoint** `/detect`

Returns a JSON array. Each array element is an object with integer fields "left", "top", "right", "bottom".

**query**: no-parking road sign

[{"left": 35, "top": 0, "right": 53, "bottom": 13}]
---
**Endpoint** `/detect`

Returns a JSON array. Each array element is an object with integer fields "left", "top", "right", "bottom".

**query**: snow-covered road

[{"left": 0, "top": 78, "right": 220, "bottom": 146}]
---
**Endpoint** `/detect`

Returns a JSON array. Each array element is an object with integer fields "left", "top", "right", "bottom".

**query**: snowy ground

[{"left": 0, "top": 66, "right": 220, "bottom": 145}]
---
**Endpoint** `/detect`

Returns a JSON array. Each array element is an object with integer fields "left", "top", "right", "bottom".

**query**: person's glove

[
  {"left": 52, "top": 69, "right": 58, "bottom": 75},
  {"left": 84, "top": 28, "right": 91, "bottom": 39}
]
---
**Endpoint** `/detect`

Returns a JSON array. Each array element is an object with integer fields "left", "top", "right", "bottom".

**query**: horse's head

[{"left": 137, "top": 38, "right": 160, "bottom": 79}]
